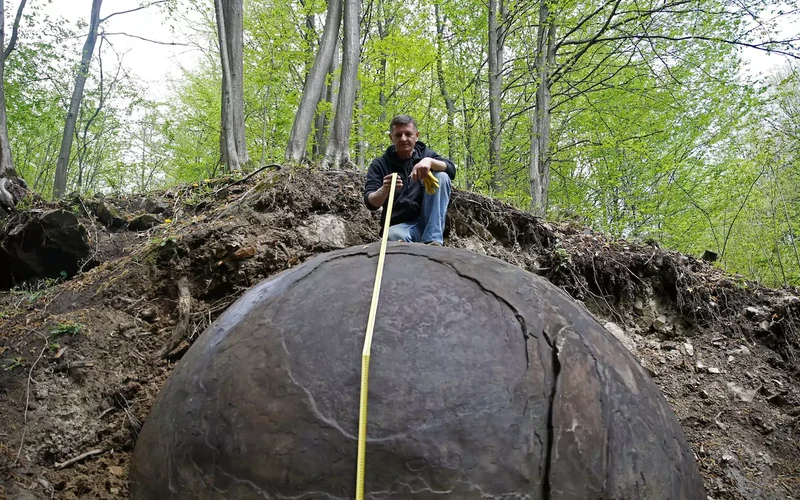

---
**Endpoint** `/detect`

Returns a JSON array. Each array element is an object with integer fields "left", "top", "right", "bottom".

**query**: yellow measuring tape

[{"left": 356, "top": 172, "right": 398, "bottom": 500}]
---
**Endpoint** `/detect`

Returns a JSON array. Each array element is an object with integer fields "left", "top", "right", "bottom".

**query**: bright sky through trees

[{"left": 23, "top": 0, "right": 797, "bottom": 94}]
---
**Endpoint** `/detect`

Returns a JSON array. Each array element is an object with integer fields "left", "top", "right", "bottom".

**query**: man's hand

[
  {"left": 367, "top": 174, "right": 403, "bottom": 208},
  {"left": 410, "top": 158, "right": 433, "bottom": 183},
  {"left": 382, "top": 173, "right": 403, "bottom": 194}
]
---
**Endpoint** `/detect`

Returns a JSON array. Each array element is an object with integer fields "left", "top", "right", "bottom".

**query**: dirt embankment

[{"left": 0, "top": 167, "right": 798, "bottom": 499}]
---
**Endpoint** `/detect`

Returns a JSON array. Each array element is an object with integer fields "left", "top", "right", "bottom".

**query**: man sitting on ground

[{"left": 363, "top": 115, "right": 456, "bottom": 245}]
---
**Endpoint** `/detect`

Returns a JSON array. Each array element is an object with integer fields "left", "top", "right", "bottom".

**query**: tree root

[
  {"left": 0, "top": 174, "right": 28, "bottom": 212},
  {"left": 159, "top": 277, "right": 193, "bottom": 358}
]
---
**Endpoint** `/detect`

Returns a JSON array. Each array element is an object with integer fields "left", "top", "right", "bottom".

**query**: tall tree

[
  {"left": 435, "top": 2, "right": 456, "bottom": 160},
  {"left": 313, "top": 37, "right": 340, "bottom": 159},
  {"left": 0, "top": 0, "right": 29, "bottom": 211},
  {"left": 285, "top": 0, "right": 343, "bottom": 164},
  {"left": 487, "top": 0, "right": 506, "bottom": 189},
  {"left": 217, "top": 0, "right": 248, "bottom": 171},
  {"left": 53, "top": 0, "right": 103, "bottom": 199},
  {"left": 529, "top": 0, "right": 556, "bottom": 216},
  {"left": 215, "top": 0, "right": 240, "bottom": 172},
  {"left": 323, "top": 0, "right": 360, "bottom": 168}
]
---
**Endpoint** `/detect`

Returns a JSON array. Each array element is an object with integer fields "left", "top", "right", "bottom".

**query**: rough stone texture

[
  {"left": 144, "top": 198, "right": 169, "bottom": 214},
  {"left": 603, "top": 321, "right": 638, "bottom": 355},
  {"left": 0, "top": 209, "right": 90, "bottom": 289},
  {"left": 130, "top": 243, "right": 705, "bottom": 500},
  {"left": 128, "top": 213, "right": 162, "bottom": 231},
  {"left": 88, "top": 199, "right": 126, "bottom": 228},
  {"left": 299, "top": 213, "right": 348, "bottom": 249}
]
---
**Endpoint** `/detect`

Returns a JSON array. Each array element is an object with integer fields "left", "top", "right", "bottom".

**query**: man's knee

[
  {"left": 433, "top": 171, "right": 451, "bottom": 188},
  {"left": 387, "top": 224, "right": 412, "bottom": 242}
]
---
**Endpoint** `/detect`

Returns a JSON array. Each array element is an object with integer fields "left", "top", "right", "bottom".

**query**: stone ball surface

[{"left": 130, "top": 243, "right": 705, "bottom": 499}]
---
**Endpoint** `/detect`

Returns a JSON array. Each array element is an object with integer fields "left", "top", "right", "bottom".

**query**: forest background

[{"left": 0, "top": 0, "right": 799, "bottom": 286}]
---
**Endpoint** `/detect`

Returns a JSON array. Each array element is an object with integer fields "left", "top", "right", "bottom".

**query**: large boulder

[
  {"left": 0, "top": 209, "right": 90, "bottom": 289},
  {"left": 130, "top": 243, "right": 705, "bottom": 499}
]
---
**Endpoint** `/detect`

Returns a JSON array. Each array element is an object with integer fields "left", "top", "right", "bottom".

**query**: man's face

[{"left": 390, "top": 123, "right": 419, "bottom": 159}]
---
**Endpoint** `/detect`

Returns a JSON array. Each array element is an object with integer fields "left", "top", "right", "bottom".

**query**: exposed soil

[{"left": 0, "top": 167, "right": 798, "bottom": 499}]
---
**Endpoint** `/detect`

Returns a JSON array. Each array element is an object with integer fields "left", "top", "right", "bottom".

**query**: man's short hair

[{"left": 389, "top": 114, "right": 417, "bottom": 133}]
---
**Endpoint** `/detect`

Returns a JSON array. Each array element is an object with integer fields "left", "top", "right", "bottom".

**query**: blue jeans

[{"left": 387, "top": 171, "right": 452, "bottom": 244}]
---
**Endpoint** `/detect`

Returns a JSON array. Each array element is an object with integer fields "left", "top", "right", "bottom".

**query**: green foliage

[{"left": 50, "top": 321, "right": 84, "bottom": 337}]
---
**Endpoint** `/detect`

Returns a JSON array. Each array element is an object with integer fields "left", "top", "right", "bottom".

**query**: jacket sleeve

[
  {"left": 426, "top": 148, "right": 457, "bottom": 180},
  {"left": 363, "top": 159, "right": 385, "bottom": 210}
]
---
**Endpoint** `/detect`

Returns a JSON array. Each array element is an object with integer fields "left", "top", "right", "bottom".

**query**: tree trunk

[
  {"left": 323, "top": 0, "right": 360, "bottom": 169},
  {"left": 285, "top": 0, "right": 343, "bottom": 164},
  {"left": 215, "top": 0, "right": 241, "bottom": 172},
  {"left": 435, "top": 3, "right": 456, "bottom": 160},
  {"left": 53, "top": 0, "right": 102, "bottom": 199},
  {"left": 487, "top": 0, "right": 504, "bottom": 190},
  {"left": 0, "top": 0, "right": 27, "bottom": 211},
  {"left": 529, "top": 3, "right": 555, "bottom": 216},
  {"left": 313, "top": 37, "right": 340, "bottom": 159},
  {"left": 377, "top": 0, "right": 389, "bottom": 123},
  {"left": 219, "top": 0, "right": 248, "bottom": 168},
  {"left": 356, "top": 84, "right": 365, "bottom": 169}
]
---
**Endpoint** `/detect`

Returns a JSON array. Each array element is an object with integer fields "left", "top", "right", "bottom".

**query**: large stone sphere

[{"left": 130, "top": 243, "right": 705, "bottom": 499}]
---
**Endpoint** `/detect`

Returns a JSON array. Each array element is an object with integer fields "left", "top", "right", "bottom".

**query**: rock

[
  {"left": 128, "top": 213, "right": 162, "bottom": 231},
  {"left": 144, "top": 198, "right": 169, "bottom": 214},
  {"left": 727, "top": 355, "right": 734, "bottom": 362},
  {"left": 727, "top": 382, "right": 757, "bottom": 403},
  {"left": 109, "top": 466, "right": 125, "bottom": 477},
  {"left": 299, "top": 214, "right": 348, "bottom": 249},
  {"left": 603, "top": 321, "right": 637, "bottom": 354},
  {"left": 696, "top": 361, "right": 706, "bottom": 370},
  {"left": 781, "top": 295, "right": 799, "bottom": 306},
  {"left": 0, "top": 209, "right": 91, "bottom": 289},
  {"left": 88, "top": 199, "right": 126, "bottom": 228},
  {"left": 708, "top": 367, "right": 722, "bottom": 374},
  {"left": 702, "top": 250, "right": 718, "bottom": 262},
  {"left": 765, "top": 393, "right": 789, "bottom": 407},
  {"left": 683, "top": 343, "right": 695, "bottom": 356},
  {"left": 744, "top": 306, "right": 765, "bottom": 320},
  {"left": 758, "top": 452, "right": 774, "bottom": 466},
  {"left": 140, "top": 308, "right": 158, "bottom": 322},
  {"left": 651, "top": 314, "right": 667, "bottom": 331},
  {"left": 462, "top": 236, "right": 487, "bottom": 255},
  {"left": 633, "top": 298, "right": 644, "bottom": 314},
  {"left": 728, "top": 345, "right": 751, "bottom": 357},
  {"left": 661, "top": 341, "right": 679, "bottom": 351},
  {"left": 722, "top": 454, "right": 735, "bottom": 463},
  {"left": 130, "top": 244, "right": 706, "bottom": 500}
]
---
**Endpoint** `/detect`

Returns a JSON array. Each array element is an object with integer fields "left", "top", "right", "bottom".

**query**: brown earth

[{"left": 0, "top": 167, "right": 798, "bottom": 499}]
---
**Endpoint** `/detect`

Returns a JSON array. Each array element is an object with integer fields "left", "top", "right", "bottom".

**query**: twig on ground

[
  {"left": 13, "top": 334, "right": 48, "bottom": 466},
  {"left": 212, "top": 163, "right": 282, "bottom": 196},
  {"left": 76, "top": 196, "right": 100, "bottom": 274},
  {"left": 54, "top": 360, "right": 95, "bottom": 372},
  {"left": 54, "top": 448, "right": 107, "bottom": 470}
]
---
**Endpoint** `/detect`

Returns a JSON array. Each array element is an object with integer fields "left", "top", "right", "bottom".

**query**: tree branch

[
  {"left": 562, "top": 34, "right": 800, "bottom": 59},
  {"left": 100, "top": 0, "right": 170, "bottom": 23},
  {"left": 3, "top": 0, "right": 28, "bottom": 61},
  {"left": 101, "top": 31, "right": 194, "bottom": 47}
]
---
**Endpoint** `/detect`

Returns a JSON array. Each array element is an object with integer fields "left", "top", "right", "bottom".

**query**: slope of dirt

[{"left": 0, "top": 167, "right": 798, "bottom": 499}]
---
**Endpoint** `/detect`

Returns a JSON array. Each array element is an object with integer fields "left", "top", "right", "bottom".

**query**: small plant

[
  {"left": 51, "top": 321, "right": 84, "bottom": 337},
  {"left": 14, "top": 194, "right": 34, "bottom": 211},
  {"left": 4, "top": 356, "right": 25, "bottom": 371},
  {"left": 554, "top": 246, "right": 572, "bottom": 267}
]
